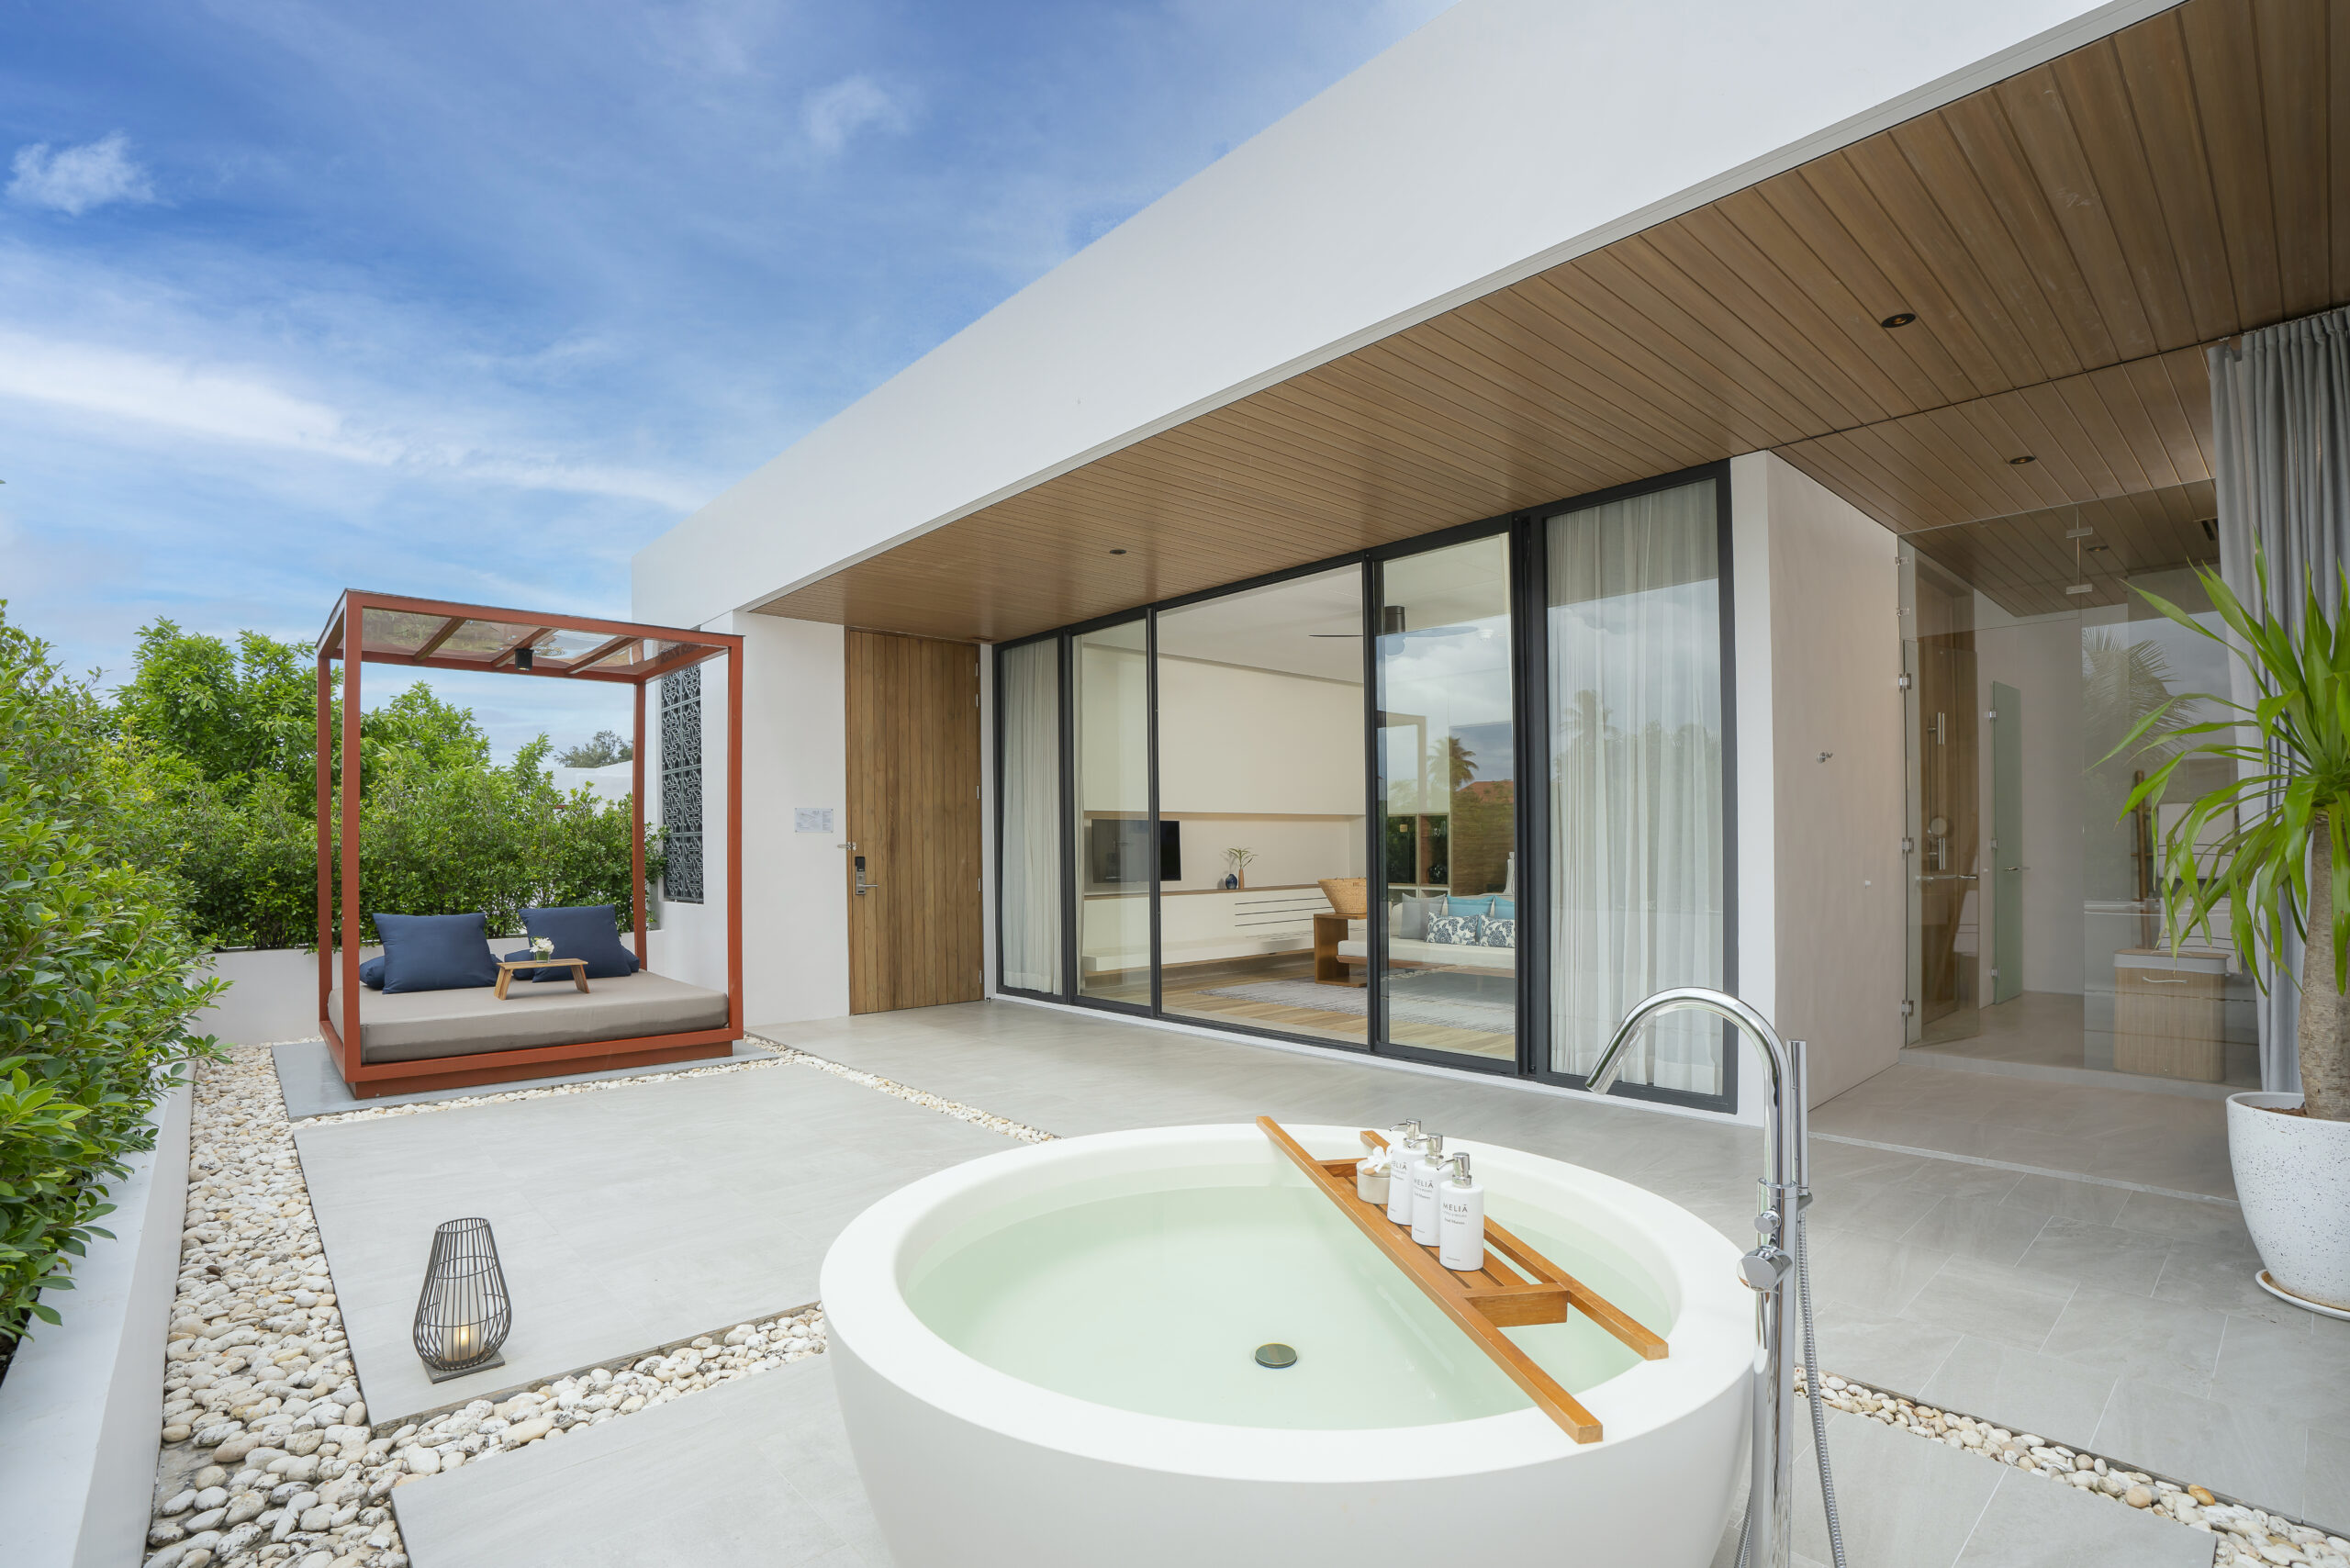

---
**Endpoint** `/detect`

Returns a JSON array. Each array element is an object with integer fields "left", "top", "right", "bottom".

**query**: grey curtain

[{"left": 2208, "top": 305, "right": 2350, "bottom": 1092}]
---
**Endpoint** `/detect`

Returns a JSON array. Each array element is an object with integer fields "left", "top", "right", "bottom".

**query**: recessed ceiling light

[
  {"left": 1880, "top": 311, "right": 1918, "bottom": 329},
  {"left": 2009, "top": 455, "right": 2037, "bottom": 465}
]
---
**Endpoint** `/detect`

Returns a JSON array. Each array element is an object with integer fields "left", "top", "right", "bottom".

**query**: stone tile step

[{"left": 390, "top": 1354, "right": 888, "bottom": 1567}]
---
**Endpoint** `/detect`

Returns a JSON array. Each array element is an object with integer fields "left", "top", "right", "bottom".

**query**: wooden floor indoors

[{"left": 1082, "top": 951, "right": 1517, "bottom": 1061}]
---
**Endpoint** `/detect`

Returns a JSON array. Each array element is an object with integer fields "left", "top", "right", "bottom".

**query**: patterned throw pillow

[
  {"left": 1426, "top": 914, "right": 1477, "bottom": 946},
  {"left": 1479, "top": 916, "right": 1516, "bottom": 949}
]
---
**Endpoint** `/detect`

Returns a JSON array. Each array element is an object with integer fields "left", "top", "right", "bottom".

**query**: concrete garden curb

[{"left": 0, "top": 1079, "right": 194, "bottom": 1568}]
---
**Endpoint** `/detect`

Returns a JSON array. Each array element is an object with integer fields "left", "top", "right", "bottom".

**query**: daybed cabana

[{"left": 315, "top": 590, "right": 743, "bottom": 1097}]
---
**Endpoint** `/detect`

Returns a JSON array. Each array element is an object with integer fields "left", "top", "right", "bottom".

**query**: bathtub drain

[{"left": 1254, "top": 1343, "right": 1298, "bottom": 1369}]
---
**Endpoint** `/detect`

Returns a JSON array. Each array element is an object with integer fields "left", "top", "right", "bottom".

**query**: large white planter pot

[{"left": 2228, "top": 1092, "right": 2350, "bottom": 1315}]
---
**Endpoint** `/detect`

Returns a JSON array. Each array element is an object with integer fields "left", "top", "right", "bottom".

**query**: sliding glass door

[
  {"left": 1073, "top": 618, "right": 1152, "bottom": 1007},
  {"left": 991, "top": 465, "right": 1737, "bottom": 1112},
  {"left": 1155, "top": 566, "right": 1369, "bottom": 1046},
  {"left": 1376, "top": 533, "right": 1518, "bottom": 1066}
]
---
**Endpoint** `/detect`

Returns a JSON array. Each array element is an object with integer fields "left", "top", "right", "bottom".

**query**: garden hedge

[{"left": 0, "top": 607, "right": 220, "bottom": 1342}]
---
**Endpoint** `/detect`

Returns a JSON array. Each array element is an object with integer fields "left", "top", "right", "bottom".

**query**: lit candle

[{"left": 446, "top": 1322, "right": 480, "bottom": 1363}]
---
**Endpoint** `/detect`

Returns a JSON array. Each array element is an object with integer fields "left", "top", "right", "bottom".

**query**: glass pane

[
  {"left": 999, "top": 640, "right": 1063, "bottom": 994},
  {"left": 1156, "top": 568, "right": 1368, "bottom": 1045},
  {"left": 1075, "top": 620, "right": 1150, "bottom": 1004},
  {"left": 1547, "top": 480, "right": 1726, "bottom": 1094},
  {"left": 439, "top": 619, "right": 520, "bottom": 656},
  {"left": 536, "top": 627, "right": 617, "bottom": 663},
  {"left": 356, "top": 610, "right": 451, "bottom": 654},
  {"left": 1377, "top": 535, "right": 1516, "bottom": 1062},
  {"left": 1897, "top": 482, "right": 2257, "bottom": 1088}
]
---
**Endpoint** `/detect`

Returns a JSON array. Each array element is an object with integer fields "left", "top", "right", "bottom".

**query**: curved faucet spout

[
  {"left": 1586, "top": 986, "right": 1811, "bottom": 1568},
  {"left": 1586, "top": 985, "right": 1799, "bottom": 1201}
]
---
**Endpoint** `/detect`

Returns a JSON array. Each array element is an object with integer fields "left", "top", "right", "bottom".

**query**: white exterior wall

[
  {"left": 1748, "top": 454, "right": 1908, "bottom": 1108},
  {"left": 655, "top": 613, "right": 851, "bottom": 1028},
  {"left": 1728, "top": 455, "right": 1777, "bottom": 1125},
  {"left": 634, "top": 0, "right": 2175, "bottom": 632}
]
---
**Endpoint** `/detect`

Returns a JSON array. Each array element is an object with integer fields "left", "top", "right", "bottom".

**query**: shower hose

[{"left": 1733, "top": 1200, "right": 1849, "bottom": 1568}]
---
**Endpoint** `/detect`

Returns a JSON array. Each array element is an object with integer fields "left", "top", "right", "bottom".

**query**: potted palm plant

[{"left": 2115, "top": 558, "right": 2350, "bottom": 1316}]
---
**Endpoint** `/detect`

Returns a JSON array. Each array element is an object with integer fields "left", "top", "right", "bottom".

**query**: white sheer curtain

[
  {"left": 1000, "top": 639, "right": 1063, "bottom": 993},
  {"left": 1549, "top": 480, "right": 1726, "bottom": 1093},
  {"left": 2210, "top": 306, "right": 2350, "bottom": 1092}
]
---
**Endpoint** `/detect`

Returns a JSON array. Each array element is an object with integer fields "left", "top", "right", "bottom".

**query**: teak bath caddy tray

[{"left": 1258, "top": 1115, "right": 1667, "bottom": 1443}]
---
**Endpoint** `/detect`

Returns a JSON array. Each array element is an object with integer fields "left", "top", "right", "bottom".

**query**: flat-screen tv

[{"left": 1087, "top": 818, "right": 1180, "bottom": 887}]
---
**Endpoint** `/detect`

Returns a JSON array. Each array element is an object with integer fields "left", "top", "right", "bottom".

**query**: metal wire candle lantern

[{"left": 413, "top": 1218, "right": 511, "bottom": 1382}]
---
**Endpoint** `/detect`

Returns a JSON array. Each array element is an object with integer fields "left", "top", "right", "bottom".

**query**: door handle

[{"left": 852, "top": 853, "right": 881, "bottom": 896}]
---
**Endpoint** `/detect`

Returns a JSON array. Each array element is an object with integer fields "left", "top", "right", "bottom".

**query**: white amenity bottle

[
  {"left": 1410, "top": 1134, "right": 1448, "bottom": 1246},
  {"left": 1385, "top": 1122, "right": 1423, "bottom": 1225},
  {"left": 1438, "top": 1152, "right": 1486, "bottom": 1271}
]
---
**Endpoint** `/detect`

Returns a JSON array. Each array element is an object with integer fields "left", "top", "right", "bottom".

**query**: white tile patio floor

[{"left": 285, "top": 999, "right": 2350, "bottom": 1565}]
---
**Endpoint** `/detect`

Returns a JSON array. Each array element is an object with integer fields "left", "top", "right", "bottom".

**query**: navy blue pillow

[
  {"left": 520, "top": 905, "right": 639, "bottom": 980},
  {"left": 359, "top": 957, "right": 386, "bottom": 990},
  {"left": 373, "top": 913, "right": 499, "bottom": 993}
]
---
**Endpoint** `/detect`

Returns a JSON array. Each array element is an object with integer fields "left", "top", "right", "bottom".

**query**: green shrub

[
  {"left": 115, "top": 621, "right": 660, "bottom": 949},
  {"left": 346, "top": 740, "right": 662, "bottom": 942},
  {"left": 0, "top": 608, "right": 222, "bottom": 1338}
]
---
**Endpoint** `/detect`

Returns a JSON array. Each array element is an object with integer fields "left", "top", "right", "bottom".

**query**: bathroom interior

[{"left": 1899, "top": 480, "right": 2258, "bottom": 1091}]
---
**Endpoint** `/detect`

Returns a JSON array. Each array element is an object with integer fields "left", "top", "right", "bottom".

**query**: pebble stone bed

[
  {"left": 1800, "top": 1369, "right": 2349, "bottom": 1567},
  {"left": 142, "top": 1038, "right": 1050, "bottom": 1568},
  {"left": 144, "top": 1035, "right": 2336, "bottom": 1568}
]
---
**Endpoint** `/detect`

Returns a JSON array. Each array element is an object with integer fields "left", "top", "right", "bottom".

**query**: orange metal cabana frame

[{"left": 314, "top": 590, "right": 744, "bottom": 1097}]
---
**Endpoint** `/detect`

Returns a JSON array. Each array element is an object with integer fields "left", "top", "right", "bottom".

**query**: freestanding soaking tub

[{"left": 821, "top": 1124, "right": 1753, "bottom": 1566}]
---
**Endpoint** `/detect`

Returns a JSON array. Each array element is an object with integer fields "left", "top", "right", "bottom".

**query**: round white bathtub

[{"left": 820, "top": 1124, "right": 1752, "bottom": 1567}]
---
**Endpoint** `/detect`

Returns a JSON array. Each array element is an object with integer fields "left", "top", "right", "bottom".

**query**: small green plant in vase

[
  {"left": 1224, "top": 847, "right": 1256, "bottom": 890},
  {"left": 2110, "top": 556, "right": 2350, "bottom": 1314}
]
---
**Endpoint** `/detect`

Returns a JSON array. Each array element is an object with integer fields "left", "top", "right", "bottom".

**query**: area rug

[{"left": 1197, "top": 973, "right": 1516, "bottom": 1034}]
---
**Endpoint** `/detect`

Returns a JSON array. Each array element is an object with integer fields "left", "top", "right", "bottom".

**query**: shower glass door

[{"left": 1375, "top": 532, "right": 1517, "bottom": 1065}]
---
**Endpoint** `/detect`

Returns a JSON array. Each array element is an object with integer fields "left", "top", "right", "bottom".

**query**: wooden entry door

[{"left": 845, "top": 631, "right": 984, "bottom": 1013}]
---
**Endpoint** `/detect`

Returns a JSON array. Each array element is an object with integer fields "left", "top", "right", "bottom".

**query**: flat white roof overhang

[{"left": 636, "top": 0, "right": 2342, "bottom": 641}]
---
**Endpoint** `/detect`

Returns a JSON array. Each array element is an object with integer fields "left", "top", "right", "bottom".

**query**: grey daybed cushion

[{"left": 329, "top": 971, "right": 730, "bottom": 1064}]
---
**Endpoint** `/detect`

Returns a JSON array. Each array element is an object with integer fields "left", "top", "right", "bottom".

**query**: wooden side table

[
  {"left": 1312, "top": 913, "right": 1363, "bottom": 987},
  {"left": 495, "top": 958, "right": 590, "bottom": 999}
]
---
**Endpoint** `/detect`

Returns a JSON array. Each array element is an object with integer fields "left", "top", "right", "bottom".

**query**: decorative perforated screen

[{"left": 660, "top": 666, "right": 703, "bottom": 903}]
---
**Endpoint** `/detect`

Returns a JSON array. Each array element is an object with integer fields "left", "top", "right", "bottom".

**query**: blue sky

[{"left": 2, "top": 0, "right": 1450, "bottom": 756}]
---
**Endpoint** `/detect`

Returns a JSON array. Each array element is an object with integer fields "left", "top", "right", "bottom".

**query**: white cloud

[
  {"left": 8, "top": 132, "right": 156, "bottom": 215},
  {"left": 801, "top": 75, "right": 911, "bottom": 156},
  {"left": 0, "top": 329, "right": 709, "bottom": 510}
]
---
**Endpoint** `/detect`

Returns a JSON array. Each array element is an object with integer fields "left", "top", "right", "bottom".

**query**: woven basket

[{"left": 1318, "top": 877, "right": 1369, "bottom": 918}]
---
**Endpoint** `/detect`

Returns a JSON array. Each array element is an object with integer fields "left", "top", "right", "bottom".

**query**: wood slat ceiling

[
  {"left": 760, "top": 0, "right": 2350, "bottom": 643},
  {"left": 1774, "top": 344, "right": 2214, "bottom": 535},
  {"left": 1906, "top": 478, "right": 2220, "bottom": 619}
]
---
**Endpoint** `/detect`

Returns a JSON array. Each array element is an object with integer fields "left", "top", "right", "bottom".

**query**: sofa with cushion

[
  {"left": 333, "top": 907, "right": 730, "bottom": 1070},
  {"left": 1321, "top": 893, "right": 1518, "bottom": 980}
]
